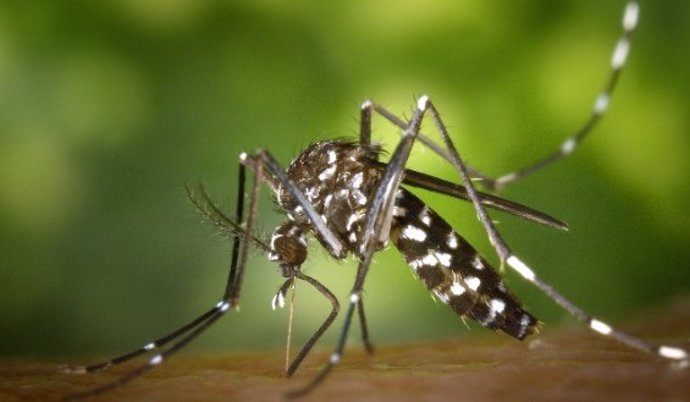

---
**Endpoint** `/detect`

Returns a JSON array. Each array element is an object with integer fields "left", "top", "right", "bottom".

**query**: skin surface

[{"left": 3, "top": 298, "right": 689, "bottom": 402}]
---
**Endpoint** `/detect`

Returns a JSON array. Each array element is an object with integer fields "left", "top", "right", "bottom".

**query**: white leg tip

[
  {"left": 623, "top": 2, "right": 640, "bottom": 32},
  {"left": 659, "top": 346, "right": 688, "bottom": 360},
  {"left": 590, "top": 319, "right": 613, "bottom": 335},
  {"left": 59, "top": 365, "right": 88, "bottom": 374},
  {"left": 507, "top": 255, "right": 536, "bottom": 282},
  {"left": 361, "top": 99, "right": 373, "bottom": 110},
  {"left": 417, "top": 95, "right": 429, "bottom": 111}
]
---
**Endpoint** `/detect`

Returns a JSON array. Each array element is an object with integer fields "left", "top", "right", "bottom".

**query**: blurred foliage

[{"left": 0, "top": 0, "right": 688, "bottom": 358}]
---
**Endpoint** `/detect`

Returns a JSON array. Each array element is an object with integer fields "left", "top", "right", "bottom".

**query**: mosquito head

[{"left": 268, "top": 221, "right": 308, "bottom": 277}]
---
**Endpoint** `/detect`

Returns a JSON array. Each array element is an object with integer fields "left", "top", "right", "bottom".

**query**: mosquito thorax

[{"left": 276, "top": 140, "right": 383, "bottom": 259}]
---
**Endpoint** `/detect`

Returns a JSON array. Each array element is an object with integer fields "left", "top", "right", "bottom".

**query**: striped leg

[
  {"left": 63, "top": 153, "right": 264, "bottom": 400},
  {"left": 287, "top": 96, "right": 432, "bottom": 398},
  {"left": 506, "top": 255, "right": 688, "bottom": 364},
  {"left": 418, "top": 92, "right": 689, "bottom": 366},
  {"left": 366, "top": 2, "right": 640, "bottom": 193},
  {"left": 271, "top": 272, "right": 341, "bottom": 378},
  {"left": 64, "top": 302, "right": 232, "bottom": 401},
  {"left": 59, "top": 304, "right": 223, "bottom": 376},
  {"left": 482, "top": 1, "right": 640, "bottom": 191}
]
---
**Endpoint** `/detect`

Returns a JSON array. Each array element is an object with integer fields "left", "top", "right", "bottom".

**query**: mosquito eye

[{"left": 273, "top": 235, "right": 307, "bottom": 267}]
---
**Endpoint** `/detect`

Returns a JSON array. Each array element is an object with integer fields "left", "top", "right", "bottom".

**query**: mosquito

[{"left": 62, "top": 1, "right": 688, "bottom": 399}]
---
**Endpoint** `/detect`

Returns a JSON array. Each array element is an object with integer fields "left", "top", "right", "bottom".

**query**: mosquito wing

[{"left": 369, "top": 160, "right": 567, "bottom": 231}]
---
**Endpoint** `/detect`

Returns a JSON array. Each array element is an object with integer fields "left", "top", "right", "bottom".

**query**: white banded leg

[
  {"left": 414, "top": 92, "right": 689, "bottom": 365},
  {"left": 484, "top": 1, "right": 640, "bottom": 191},
  {"left": 289, "top": 96, "right": 434, "bottom": 398},
  {"left": 59, "top": 301, "right": 226, "bottom": 376},
  {"left": 63, "top": 300, "right": 233, "bottom": 400},
  {"left": 273, "top": 272, "right": 342, "bottom": 378},
  {"left": 506, "top": 255, "right": 688, "bottom": 364},
  {"left": 399, "top": 5, "right": 685, "bottom": 368},
  {"left": 368, "top": 2, "right": 639, "bottom": 192},
  {"left": 286, "top": 290, "right": 365, "bottom": 399},
  {"left": 64, "top": 152, "right": 266, "bottom": 400}
]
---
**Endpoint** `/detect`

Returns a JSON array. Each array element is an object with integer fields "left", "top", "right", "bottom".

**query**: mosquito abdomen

[{"left": 390, "top": 187, "right": 538, "bottom": 340}]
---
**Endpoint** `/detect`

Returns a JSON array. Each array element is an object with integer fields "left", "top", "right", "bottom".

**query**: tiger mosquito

[{"left": 62, "top": 2, "right": 688, "bottom": 399}]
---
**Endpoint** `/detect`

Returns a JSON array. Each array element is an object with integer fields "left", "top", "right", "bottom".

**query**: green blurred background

[{"left": 1, "top": 0, "right": 689, "bottom": 360}]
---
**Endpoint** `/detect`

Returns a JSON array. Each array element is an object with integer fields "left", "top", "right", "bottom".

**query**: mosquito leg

[
  {"left": 365, "top": 92, "right": 685, "bottom": 367},
  {"left": 60, "top": 166, "right": 250, "bottom": 373},
  {"left": 357, "top": 299, "right": 374, "bottom": 354},
  {"left": 64, "top": 302, "right": 231, "bottom": 401},
  {"left": 225, "top": 155, "right": 247, "bottom": 297},
  {"left": 359, "top": 98, "right": 487, "bottom": 185},
  {"left": 360, "top": 100, "right": 373, "bottom": 146},
  {"left": 359, "top": 96, "right": 429, "bottom": 254},
  {"left": 288, "top": 99, "right": 432, "bottom": 397},
  {"left": 475, "top": 2, "right": 639, "bottom": 191},
  {"left": 285, "top": 272, "right": 340, "bottom": 377},
  {"left": 419, "top": 97, "right": 512, "bottom": 262},
  {"left": 286, "top": 254, "right": 375, "bottom": 398},
  {"left": 63, "top": 155, "right": 265, "bottom": 399},
  {"left": 226, "top": 154, "right": 263, "bottom": 303},
  {"left": 365, "top": 3, "right": 639, "bottom": 192},
  {"left": 62, "top": 164, "right": 249, "bottom": 375},
  {"left": 364, "top": 93, "right": 521, "bottom": 260},
  {"left": 60, "top": 305, "right": 220, "bottom": 375},
  {"left": 363, "top": 99, "right": 488, "bottom": 181},
  {"left": 506, "top": 256, "right": 689, "bottom": 364},
  {"left": 420, "top": 94, "right": 689, "bottom": 365}
]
